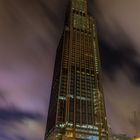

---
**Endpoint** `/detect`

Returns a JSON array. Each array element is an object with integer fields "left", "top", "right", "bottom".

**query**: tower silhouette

[{"left": 45, "top": 0, "right": 108, "bottom": 139}]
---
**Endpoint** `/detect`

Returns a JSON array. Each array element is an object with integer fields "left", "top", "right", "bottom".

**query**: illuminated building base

[{"left": 46, "top": 125, "right": 107, "bottom": 140}]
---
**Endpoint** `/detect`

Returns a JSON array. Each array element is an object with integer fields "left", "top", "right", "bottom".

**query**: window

[
  {"left": 73, "top": 14, "right": 89, "bottom": 30},
  {"left": 81, "top": 100, "right": 86, "bottom": 123},
  {"left": 76, "top": 99, "right": 80, "bottom": 123},
  {"left": 72, "top": 0, "right": 86, "bottom": 13},
  {"left": 69, "top": 98, "right": 74, "bottom": 122},
  {"left": 58, "top": 100, "right": 65, "bottom": 122}
]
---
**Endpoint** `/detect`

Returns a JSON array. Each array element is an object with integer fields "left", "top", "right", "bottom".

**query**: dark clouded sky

[{"left": 0, "top": 0, "right": 140, "bottom": 140}]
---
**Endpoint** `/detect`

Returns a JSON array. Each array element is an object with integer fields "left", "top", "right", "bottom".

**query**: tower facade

[{"left": 45, "top": 0, "right": 108, "bottom": 140}]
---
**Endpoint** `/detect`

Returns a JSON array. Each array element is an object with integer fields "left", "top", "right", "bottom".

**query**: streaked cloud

[
  {"left": 0, "top": 0, "right": 139, "bottom": 139},
  {"left": 0, "top": 109, "right": 45, "bottom": 140}
]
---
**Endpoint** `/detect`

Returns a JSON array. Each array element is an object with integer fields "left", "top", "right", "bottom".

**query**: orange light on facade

[{"left": 134, "top": 137, "right": 140, "bottom": 140}]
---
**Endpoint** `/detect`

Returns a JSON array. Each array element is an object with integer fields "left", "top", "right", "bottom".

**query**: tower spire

[{"left": 71, "top": 0, "right": 87, "bottom": 14}]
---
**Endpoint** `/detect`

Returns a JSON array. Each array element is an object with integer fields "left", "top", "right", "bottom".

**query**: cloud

[
  {"left": 0, "top": 119, "right": 45, "bottom": 140},
  {"left": 0, "top": 0, "right": 56, "bottom": 115},
  {"left": 99, "top": 33, "right": 140, "bottom": 85},
  {"left": 0, "top": 92, "right": 6, "bottom": 102},
  {"left": 0, "top": 1, "right": 57, "bottom": 139},
  {"left": 103, "top": 70, "right": 140, "bottom": 136},
  {"left": 92, "top": 0, "right": 140, "bottom": 136},
  {"left": 0, "top": 108, "right": 42, "bottom": 122},
  {"left": 93, "top": 0, "right": 140, "bottom": 54},
  {"left": 0, "top": 109, "right": 45, "bottom": 140},
  {"left": 93, "top": 0, "right": 140, "bottom": 49}
]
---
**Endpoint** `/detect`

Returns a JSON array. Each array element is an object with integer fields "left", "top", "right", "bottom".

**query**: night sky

[{"left": 0, "top": 0, "right": 140, "bottom": 140}]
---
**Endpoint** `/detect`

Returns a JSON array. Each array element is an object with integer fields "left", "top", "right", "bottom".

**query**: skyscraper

[{"left": 45, "top": 0, "right": 108, "bottom": 139}]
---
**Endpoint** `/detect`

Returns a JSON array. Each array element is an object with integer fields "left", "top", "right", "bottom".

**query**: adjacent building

[
  {"left": 45, "top": 0, "right": 108, "bottom": 139},
  {"left": 111, "top": 134, "right": 132, "bottom": 140}
]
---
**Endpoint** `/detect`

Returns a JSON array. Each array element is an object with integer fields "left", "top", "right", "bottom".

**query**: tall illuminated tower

[{"left": 45, "top": 0, "right": 108, "bottom": 139}]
